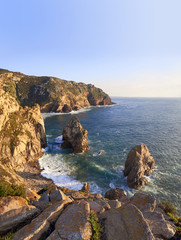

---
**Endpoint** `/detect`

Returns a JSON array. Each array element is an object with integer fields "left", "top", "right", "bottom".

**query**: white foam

[{"left": 54, "top": 136, "right": 63, "bottom": 144}]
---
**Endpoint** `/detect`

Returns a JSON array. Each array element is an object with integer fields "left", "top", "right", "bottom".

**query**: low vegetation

[
  {"left": 0, "top": 182, "right": 25, "bottom": 198},
  {"left": 0, "top": 232, "right": 14, "bottom": 240},
  {"left": 90, "top": 211, "right": 103, "bottom": 240}
]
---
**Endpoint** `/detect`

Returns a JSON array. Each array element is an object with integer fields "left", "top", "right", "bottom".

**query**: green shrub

[
  {"left": 90, "top": 212, "right": 103, "bottom": 240},
  {"left": 160, "top": 201, "right": 177, "bottom": 215},
  {"left": 0, "top": 183, "right": 25, "bottom": 198},
  {"left": 0, "top": 232, "right": 14, "bottom": 240}
]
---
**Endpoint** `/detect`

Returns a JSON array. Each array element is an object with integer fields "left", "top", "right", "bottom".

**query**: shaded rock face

[
  {"left": 61, "top": 116, "right": 89, "bottom": 153},
  {"left": 0, "top": 196, "right": 40, "bottom": 235},
  {"left": 124, "top": 144, "right": 155, "bottom": 189},
  {"left": 0, "top": 89, "right": 47, "bottom": 172},
  {"left": 0, "top": 69, "right": 114, "bottom": 113}
]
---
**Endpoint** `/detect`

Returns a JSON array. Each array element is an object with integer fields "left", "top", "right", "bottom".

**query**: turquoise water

[{"left": 39, "top": 98, "right": 181, "bottom": 213}]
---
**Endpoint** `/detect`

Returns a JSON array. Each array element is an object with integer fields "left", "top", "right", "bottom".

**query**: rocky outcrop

[
  {"left": 61, "top": 116, "right": 89, "bottom": 153},
  {"left": 124, "top": 144, "right": 155, "bottom": 189},
  {"left": 0, "top": 68, "right": 114, "bottom": 113},
  {"left": 48, "top": 200, "right": 92, "bottom": 240},
  {"left": 0, "top": 196, "right": 40, "bottom": 235},
  {"left": 0, "top": 89, "right": 47, "bottom": 174},
  {"left": 105, "top": 188, "right": 127, "bottom": 200},
  {"left": 99, "top": 203, "right": 154, "bottom": 240}
]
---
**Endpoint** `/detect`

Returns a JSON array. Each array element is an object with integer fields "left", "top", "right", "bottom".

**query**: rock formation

[
  {"left": 2, "top": 186, "right": 176, "bottom": 240},
  {"left": 0, "top": 88, "right": 47, "bottom": 189},
  {"left": 124, "top": 144, "right": 155, "bottom": 189},
  {"left": 0, "top": 68, "right": 114, "bottom": 113},
  {"left": 61, "top": 116, "right": 89, "bottom": 153}
]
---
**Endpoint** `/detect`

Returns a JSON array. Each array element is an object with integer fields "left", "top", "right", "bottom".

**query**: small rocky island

[
  {"left": 124, "top": 144, "right": 155, "bottom": 190},
  {"left": 61, "top": 116, "right": 89, "bottom": 153}
]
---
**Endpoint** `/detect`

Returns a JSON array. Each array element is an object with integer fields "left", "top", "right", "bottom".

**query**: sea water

[{"left": 39, "top": 98, "right": 181, "bottom": 214}]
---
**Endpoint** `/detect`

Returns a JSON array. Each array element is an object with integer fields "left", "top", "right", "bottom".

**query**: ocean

[{"left": 39, "top": 97, "right": 181, "bottom": 214}]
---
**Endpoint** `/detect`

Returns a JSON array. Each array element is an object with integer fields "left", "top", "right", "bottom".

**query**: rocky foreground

[
  {"left": 0, "top": 183, "right": 180, "bottom": 240},
  {"left": 0, "top": 68, "right": 113, "bottom": 113}
]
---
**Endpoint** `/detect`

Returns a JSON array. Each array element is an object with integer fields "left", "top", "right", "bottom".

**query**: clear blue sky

[{"left": 1, "top": 0, "right": 181, "bottom": 97}]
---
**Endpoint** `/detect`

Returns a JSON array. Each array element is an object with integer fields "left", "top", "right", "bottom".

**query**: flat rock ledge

[{"left": 124, "top": 144, "right": 155, "bottom": 189}]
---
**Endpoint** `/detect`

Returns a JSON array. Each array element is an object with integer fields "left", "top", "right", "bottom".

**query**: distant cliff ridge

[{"left": 0, "top": 68, "right": 114, "bottom": 113}]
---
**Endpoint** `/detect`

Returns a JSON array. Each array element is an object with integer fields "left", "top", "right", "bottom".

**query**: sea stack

[
  {"left": 61, "top": 116, "right": 89, "bottom": 153},
  {"left": 124, "top": 144, "right": 155, "bottom": 190}
]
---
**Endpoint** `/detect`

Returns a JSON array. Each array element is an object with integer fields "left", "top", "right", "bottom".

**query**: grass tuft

[
  {"left": 0, "top": 182, "right": 25, "bottom": 198},
  {"left": 90, "top": 212, "right": 103, "bottom": 240}
]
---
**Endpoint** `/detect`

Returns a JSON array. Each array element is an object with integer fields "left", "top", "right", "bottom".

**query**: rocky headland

[{"left": 0, "top": 68, "right": 114, "bottom": 113}]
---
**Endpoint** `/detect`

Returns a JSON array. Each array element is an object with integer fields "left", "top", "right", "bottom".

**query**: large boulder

[
  {"left": 0, "top": 196, "right": 40, "bottom": 235},
  {"left": 105, "top": 188, "right": 127, "bottom": 200},
  {"left": 12, "top": 199, "right": 72, "bottom": 240},
  {"left": 124, "top": 145, "right": 155, "bottom": 189},
  {"left": 47, "top": 200, "right": 92, "bottom": 240},
  {"left": 99, "top": 203, "right": 154, "bottom": 240},
  {"left": 61, "top": 116, "right": 89, "bottom": 153}
]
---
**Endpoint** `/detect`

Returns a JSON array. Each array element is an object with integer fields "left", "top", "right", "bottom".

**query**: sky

[{"left": 0, "top": 0, "right": 181, "bottom": 97}]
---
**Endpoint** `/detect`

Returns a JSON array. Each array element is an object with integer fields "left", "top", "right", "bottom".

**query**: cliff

[
  {"left": 0, "top": 68, "right": 113, "bottom": 113},
  {"left": 0, "top": 88, "right": 47, "bottom": 186}
]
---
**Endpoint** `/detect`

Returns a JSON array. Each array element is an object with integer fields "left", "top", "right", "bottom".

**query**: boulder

[
  {"left": 87, "top": 200, "right": 105, "bottom": 214},
  {"left": 143, "top": 211, "right": 176, "bottom": 239},
  {"left": 12, "top": 199, "right": 72, "bottom": 240},
  {"left": 61, "top": 116, "right": 89, "bottom": 153},
  {"left": 130, "top": 193, "right": 157, "bottom": 212},
  {"left": 105, "top": 188, "right": 127, "bottom": 200},
  {"left": 99, "top": 203, "right": 154, "bottom": 240},
  {"left": 124, "top": 145, "right": 155, "bottom": 189},
  {"left": 108, "top": 200, "right": 122, "bottom": 209},
  {"left": 70, "top": 191, "right": 88, "bottom": 200},
  {"left": 95, "top": 199, "right": 111, "bottom": 210},
  {"left": 47, "top": 200, "right": 92, "bottom": 240},
  {"left": 0, "top": 196, "right": 40, "bottom": 234},
  {"left": 49, "top": 189, "right": 70, "bottom": 202}
]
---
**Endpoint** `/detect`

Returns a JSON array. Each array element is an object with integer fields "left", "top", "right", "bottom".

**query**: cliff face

[
  {"left": 0, "top": 88, "right": 46, "bottom": 184},
  {"left": 0, "top": 68, "right": 113, "bottom": 113}
]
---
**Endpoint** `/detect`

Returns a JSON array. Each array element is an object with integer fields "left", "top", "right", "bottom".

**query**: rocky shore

[{"left": 0, "top": 71, "right": 180, "bottom": 240}]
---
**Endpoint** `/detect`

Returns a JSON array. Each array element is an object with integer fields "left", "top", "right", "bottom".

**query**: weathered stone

[
  {"left": 81, "top": 182, "right": 90, "bottom": 193},
  {"left": 108, "top": 200, "right": 122, "bottom": 209},
  {"left": 124, "top": 145, "right": 155, "bottom": 189},
  {"left": 48, "top": 200, "right": 92, "bottom": 240},
  {"left": 70, "top": 191, "right": 88, "bottom": 200},
  {"left": 89, "top": 193, "right": 103, "bottom": 200},
  {"left": 105, "top": 188, "right": 127, "bottom": 200},
  {"left": 39, "top": 191, "right": 50, "bottom": 203},
  {"left": 61, "top": 116, "right": 89, "bottom": 153},
  {"left": 130, "top": 193, "right": 157, "bottom": 212},
  {"left": 95, "top": 199, "right": 111, "bottom": 210},
  {"left": 12, "top": 199, "right": 71, "bottom": 240},
  {"left": 99, "top": 203, "right": 154, "bottom": 240},
  {"left": 87, "top": 200, "right": 105, "bottom": 214},
  {"left": 144, "top": 211, "right": 176, "bottom": 239},
  {"left": 0, "top": 196, "right": 40, "bottom": 235},
  {"left": 49, "top": 189, "right": 71, "bottom": 202},
  {"left": 25, "top": 188, "right": 41, "bottom": 201}
]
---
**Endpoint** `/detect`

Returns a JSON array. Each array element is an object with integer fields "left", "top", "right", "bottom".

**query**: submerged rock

[
  {"left": 124, "top": 144, "right": 155, "bottom": 189},
  {"left": 61, "top": 116, "right": 89, "bottom": 153}
]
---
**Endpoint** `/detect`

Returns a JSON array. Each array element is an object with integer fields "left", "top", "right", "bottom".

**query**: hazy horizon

[{"left": 1, "top": 0, "right": 181, "bottom": 97}]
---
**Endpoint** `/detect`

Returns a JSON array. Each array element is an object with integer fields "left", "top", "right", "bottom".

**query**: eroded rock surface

[
  {"left": 47, "top": 200, "right": 92, "bottom": 240},
  {"left": 99, "top": 203, "right": 154, "bottom": 240},
  {"left": 0, "top": 196, "right": 40, "bottom": 235},
  {"left": 124, "top": 144, "right": 155, "bottom": 189},
  {"left": 61, "top": 116, "right": 89, "bottom": 153}
]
